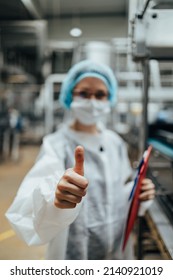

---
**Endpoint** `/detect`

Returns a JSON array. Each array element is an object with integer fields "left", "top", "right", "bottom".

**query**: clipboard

[{"left": 122, "top": 145, "right": 153, "bottom": 251}]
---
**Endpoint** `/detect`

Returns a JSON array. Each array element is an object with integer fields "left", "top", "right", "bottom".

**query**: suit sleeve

[{"left": 5, "top": 134, "right": 81, "bottom": 245}]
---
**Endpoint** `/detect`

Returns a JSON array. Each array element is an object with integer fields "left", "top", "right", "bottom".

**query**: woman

[{"left": 6, "top": 60, "right": 155, "bottom": 260}]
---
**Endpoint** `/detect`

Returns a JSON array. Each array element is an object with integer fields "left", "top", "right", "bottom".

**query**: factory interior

[{"left": 0, "top": 0, "right": 173, "bottom": 260}]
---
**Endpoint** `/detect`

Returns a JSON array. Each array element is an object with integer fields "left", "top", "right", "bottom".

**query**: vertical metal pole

[
  {"left": 139, "top": 59, "right": 150, "bottom": 155},
  {"left": 137, "top": 58, "right": 150, "bottom": 259},
  {"left": 142, "top": 59, "right": 150, "bottom": 150}
]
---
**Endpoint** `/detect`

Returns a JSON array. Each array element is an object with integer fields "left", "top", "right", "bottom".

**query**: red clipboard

[{"left": 122, "top": 145, "right": 153, "bottom": 251}]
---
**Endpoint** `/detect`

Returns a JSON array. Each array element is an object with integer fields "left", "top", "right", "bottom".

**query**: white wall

[{"left": 47, "top": 16, "right": 128, "bottom": 42}]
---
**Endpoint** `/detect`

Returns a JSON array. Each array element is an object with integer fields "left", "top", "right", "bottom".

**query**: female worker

[{"left": 6, "top": 60, "right": 155, "bottom": 260}]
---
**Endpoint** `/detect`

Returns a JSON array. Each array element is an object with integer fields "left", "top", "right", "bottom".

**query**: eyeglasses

[{"left": 73, "top": 90, "right": 109, "bottom": 100}]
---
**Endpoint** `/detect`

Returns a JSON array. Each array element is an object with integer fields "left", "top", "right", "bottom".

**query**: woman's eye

[
  {"left": 79, "top": 91, "right": 88, "bottom": 98},
  {"left": 95, "top": 92, "right": 107, "bottom": 99}
]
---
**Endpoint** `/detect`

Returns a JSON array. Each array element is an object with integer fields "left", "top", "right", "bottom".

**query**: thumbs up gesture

[{"left": 54, "top": 146, "right": 88, "bottom": 209}]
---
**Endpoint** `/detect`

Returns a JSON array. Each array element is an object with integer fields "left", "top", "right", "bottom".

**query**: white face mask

[{"left": 70, "top": 97, "right": 111, "bottom": 125}]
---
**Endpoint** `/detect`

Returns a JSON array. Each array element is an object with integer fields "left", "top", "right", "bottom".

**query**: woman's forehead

[{"left": 75, "top": 77, "right": 108, "bottom": 90}]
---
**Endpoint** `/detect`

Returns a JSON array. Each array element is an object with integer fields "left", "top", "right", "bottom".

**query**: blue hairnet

[{"left": 59, "top": 60, "right": 118, "bottom": 109}]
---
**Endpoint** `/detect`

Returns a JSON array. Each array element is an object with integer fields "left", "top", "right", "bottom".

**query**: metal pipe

[
  {"left": 20, "top": 0, "right": 42, "bottom": 19},
  {"left": 137, "top": 0, "right": 151, "bottom": 19},
  {"left": 137, "top": 58, "right": 150, "bottom": 259}
]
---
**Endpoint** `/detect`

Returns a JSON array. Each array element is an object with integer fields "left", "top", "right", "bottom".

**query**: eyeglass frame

[{"left": 72, "top": 89, "right": 109, "bottom": 100}]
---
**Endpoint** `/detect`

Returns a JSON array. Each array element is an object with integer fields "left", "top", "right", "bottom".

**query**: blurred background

[{"left": 0, "top": 0, "right": 173, "bottom": 260}]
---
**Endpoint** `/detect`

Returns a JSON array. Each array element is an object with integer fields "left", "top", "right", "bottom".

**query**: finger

[
  {"left": 141, "top": 183, "right": 155, "bottom": 191},
  {"left": 54, "top": 198, "right": 77, "bottom": 209},
  {"left": 139, "top": 194, "right": 155, "bottom": 201},
  {"left": 141, "top": 178, "right": 152, "bottom": 184},
  {"left": 63, "top": 169, "right": 88, "bottom": 189},
  {"left": 58, "top": 181, "right": 87, "bottom": 197},
  {"left": 140, "top": 188, "right": 155, "bottom": 196},
  {"left": 57, "top": 191, "right": 82, "bottom": 204},
  {"left": 73, "top": 146, "right": 84, "bottom": 176},
  {"left": 139, "top": 189, "right": 155, "bottom": 200}
]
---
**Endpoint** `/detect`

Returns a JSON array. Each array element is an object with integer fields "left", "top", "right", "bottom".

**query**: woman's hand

[
  {"left": 139, "top": 178, "right": 155, "bottom": 201},
  {"left": 54, "top": 146, "right": 88, "bottom": 209}
]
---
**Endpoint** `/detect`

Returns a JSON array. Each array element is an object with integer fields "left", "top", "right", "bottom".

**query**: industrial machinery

[
  {"left": 130, "top": 0, "right": 173, "bottom": 259},
  {"left": 132, "top": 0, "right": 173, "bottom": 60}
]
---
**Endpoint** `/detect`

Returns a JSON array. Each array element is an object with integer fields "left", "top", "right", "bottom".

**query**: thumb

[{"left": 73, "top": 145, "right": 84, "bottom": 176}]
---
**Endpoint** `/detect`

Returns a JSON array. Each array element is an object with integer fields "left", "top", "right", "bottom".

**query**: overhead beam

[{"left": 20, "top": 0, "right": 42, "bottom": 19}]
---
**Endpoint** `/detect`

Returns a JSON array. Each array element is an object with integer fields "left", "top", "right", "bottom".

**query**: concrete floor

[{"left": 0, "top": 145, "right": 46, "bottom": 260}]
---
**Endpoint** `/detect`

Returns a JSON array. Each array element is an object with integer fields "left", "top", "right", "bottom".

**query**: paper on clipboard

[{"left": 122, "top": 145, "right": 153, "bottom": 251}]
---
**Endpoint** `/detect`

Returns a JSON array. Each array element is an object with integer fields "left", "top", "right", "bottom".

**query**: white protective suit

[{"left": 6, "top": 123, "right": 142, "bottom": 260}]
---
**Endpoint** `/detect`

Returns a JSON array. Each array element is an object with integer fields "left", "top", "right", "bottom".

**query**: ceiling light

[{"left": 69, "top": 28, "right": 82, "bottom": 37}]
